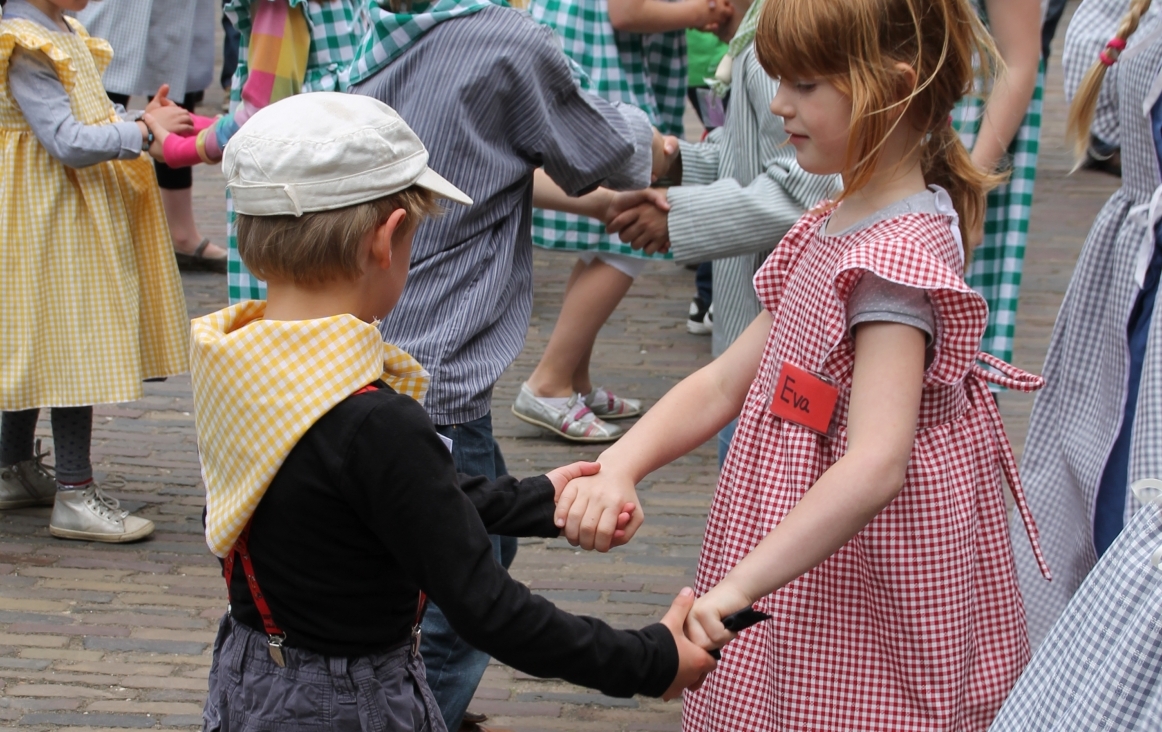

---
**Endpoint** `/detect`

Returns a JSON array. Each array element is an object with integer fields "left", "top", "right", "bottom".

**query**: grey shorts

[{"left": 203, "top": 614, "right": 447, "bottom": 732}]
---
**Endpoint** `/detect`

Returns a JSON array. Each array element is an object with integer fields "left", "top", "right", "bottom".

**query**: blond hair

[
  {"left": 1066, "top": 0, "right": 1153, "bottom": 166},
  {"left": 237, "top": 187, "right": 440, "bottom": 286},
  {"left": 754, "top": 0, "right": 1003, "bottom": 257}
]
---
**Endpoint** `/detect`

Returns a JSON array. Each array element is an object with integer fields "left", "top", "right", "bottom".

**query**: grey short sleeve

[{"left": 847, "top": 272, "right": 936, "bottom": 344}]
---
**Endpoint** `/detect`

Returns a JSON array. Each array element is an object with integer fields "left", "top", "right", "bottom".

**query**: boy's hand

[
  {"left": 607, "top": 188, "right": 671, "bottom": 221},
  {"left": 651, "top": 129, "right": 681, "bottom": 182},
  {"left": 554, "top": 470, "right": 643, "bottom": 551},
  {"left": 660, "top": 587, "right": 717, "bottom": 700},
  {"left": 145, "top": 104, "right": 193, "bottom": 136},
  {"left": 546, "top": 461, "right": 601, "bottom": 497},
  {"left": 612, "top": 202, "right": 670, "bottom": 255},
  {"left": 683, "top": 582, "right": 751, "bottom": 652}
]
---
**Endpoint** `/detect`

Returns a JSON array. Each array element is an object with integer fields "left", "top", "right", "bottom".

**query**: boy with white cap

[{"left": 190, "top": 92, "right": 713, "bottom": 732}]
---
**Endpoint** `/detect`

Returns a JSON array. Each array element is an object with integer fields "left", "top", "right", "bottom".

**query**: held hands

[
  {"left": 683, "top": 581, "right": 751, "bottom": 653},
  {"left": 606, "top": 188, "right": 671, "bottom": 255},
  {"left": 660, "top": 587, "right": 717, "bottom": 700},
  {"left": 140, "top": 84, "right": 195, "bottom": 162},
  {"left": 554, "top": 467, "right": 643, "bottom": 552},
  {"left": 547, "top": 462, "right": 636, "bottom": 543},
  {"left": 694, "top": 0, "right": 733, "bottom": 33}
]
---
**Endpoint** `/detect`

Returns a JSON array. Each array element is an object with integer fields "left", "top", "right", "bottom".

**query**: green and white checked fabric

[
  {"left": 226, "top": 0, "right": 369, "bottom": 304},
  {"left": 343, "top": 0, "right": 492, "bottom": 89},
  {"left": 952, "top": 63, "right": 1044, "bottom": 364},
  {"left": 529, "top": 0, "right": 685, "bottom": 259}
]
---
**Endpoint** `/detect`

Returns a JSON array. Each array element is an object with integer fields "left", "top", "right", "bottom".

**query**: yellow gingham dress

[
  {"left": 0, "top": 17, "right": 188, "bottom": 411},
  {"left": 190, "top": 302, "right": 430, "bottom": 557}
]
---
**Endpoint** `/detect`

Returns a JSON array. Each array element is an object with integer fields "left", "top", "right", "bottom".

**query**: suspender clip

[{"left": 268, "top": 633, "right": 287, "bottom": 667}]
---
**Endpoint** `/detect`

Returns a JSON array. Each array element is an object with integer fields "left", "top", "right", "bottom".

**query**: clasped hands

[
  {"left": 131, "top": 84, "right": 195, "bottom": 162},
  {"left": 545, "top": 461, "right": 757, "bottom": 698},
  {"left": 594, "top": 130, "right": 681, "bottom": 255}
]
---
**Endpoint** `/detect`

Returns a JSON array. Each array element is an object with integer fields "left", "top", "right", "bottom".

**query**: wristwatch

[{"left": 142, "top": 130, "right": 154, "bottom": 152}]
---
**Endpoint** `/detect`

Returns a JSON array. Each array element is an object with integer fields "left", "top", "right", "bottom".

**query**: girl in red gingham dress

[{"left": 550, "top": 0, "right": 1053, "bottom": 728}]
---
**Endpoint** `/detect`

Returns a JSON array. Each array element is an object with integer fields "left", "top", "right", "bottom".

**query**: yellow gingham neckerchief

[{"left": 190, "top": 301, "right": 429, "bottom": 557}]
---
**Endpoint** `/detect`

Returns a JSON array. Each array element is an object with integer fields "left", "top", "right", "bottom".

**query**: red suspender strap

[{"left": 233, "top": 523, "right": 284, "bottom": 637}]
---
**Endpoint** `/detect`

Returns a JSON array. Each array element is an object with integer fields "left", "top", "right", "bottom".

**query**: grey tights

[{"left": 0, "top": 407, "right": 93, "bottom": 485}]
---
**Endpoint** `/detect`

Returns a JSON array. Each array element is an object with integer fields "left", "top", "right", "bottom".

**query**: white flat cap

[{"left": 223, "top": 92, "right": 472, "bottom": 217}]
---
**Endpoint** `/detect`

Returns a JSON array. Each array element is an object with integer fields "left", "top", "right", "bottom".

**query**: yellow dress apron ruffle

[
  {"left": 190, "top": 302, "right": 430, "bottom": 557},
  {"left": 0, "top": 17, "right": 189, "bottom": 410}
]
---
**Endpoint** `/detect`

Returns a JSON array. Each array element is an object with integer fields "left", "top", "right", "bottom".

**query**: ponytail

[
  {"left": 922, "top": 122, "right": 1004, "bottom": 259},
  {"left": 1066, "top": 0, "right": 1153, "bottom": 166}
]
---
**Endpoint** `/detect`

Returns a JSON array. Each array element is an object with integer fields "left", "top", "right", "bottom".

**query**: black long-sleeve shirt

[{"left": 223, "top": 384, "right": 677, "bottom": 698}]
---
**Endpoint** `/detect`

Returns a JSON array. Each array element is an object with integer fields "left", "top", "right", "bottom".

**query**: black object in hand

[{"left": 708, "top": 607, "right": 771, "bottom": 660}]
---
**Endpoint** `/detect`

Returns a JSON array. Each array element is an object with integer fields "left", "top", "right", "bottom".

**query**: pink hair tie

[{"left": 1100, "top": 37, "right": 1128, "bottom": 66}]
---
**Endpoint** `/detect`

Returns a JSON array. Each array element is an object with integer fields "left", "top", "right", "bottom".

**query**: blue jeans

[
  {"left": 426, "top": 413, "right": 517, "bottom": 730},
  {"left": 718, "top": 418, "right": 737, "bottom": 468}
]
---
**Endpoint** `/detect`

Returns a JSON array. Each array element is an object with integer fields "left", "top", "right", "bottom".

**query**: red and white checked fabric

[{"left": 683, "top": 208, "right": 1050, "bottom": 732}]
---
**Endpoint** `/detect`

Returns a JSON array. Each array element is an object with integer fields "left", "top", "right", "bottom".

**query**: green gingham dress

[
  {"left": 226, "top": 0, "right": 369, "bottom": 304},
  {"left": 529, "top": 0, "right": 685, "bottom": 260},
  {"left": 951, "top": 4, "right": 1044, "bottom": 363}
]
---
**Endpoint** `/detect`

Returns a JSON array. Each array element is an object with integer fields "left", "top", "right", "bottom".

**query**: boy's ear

[{"left": 369, "top": 209, "right": 409, "bottom": 270}]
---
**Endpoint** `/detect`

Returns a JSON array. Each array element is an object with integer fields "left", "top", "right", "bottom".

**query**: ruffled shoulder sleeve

[
  {"left": 67, "top": 17, "right": 113, "bottom": 76},
  {"left": 831, "top": 206, "right": 987, "bottom": 385},
  {"left": 752, "top": 206, "right": 828, "bottom": 314},
  {"left": 0, "top": 18, "right": 104, "bottom": 95}
]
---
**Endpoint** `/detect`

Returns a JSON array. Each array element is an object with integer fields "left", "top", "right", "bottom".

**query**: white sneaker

[
  {"left": 49, "top": 482, "right": 154, "bottom": 543},
  {"left": 0, "top": 441, "right": 57, "bottom": 509},
  {"left": 687, "top": 298, "right": 713, "bottom": 335}
]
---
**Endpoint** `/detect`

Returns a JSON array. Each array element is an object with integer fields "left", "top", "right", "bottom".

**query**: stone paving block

[
  {"left": 6, "top": 687, "right": 113, "bottom": 700},
  {"left": 515, "top": 692, "right": 639, "bottom": 709},
  {"left": 159, "top": 716, "right": 202, "bottom": 727},
  {"left": 17, "top": 649, "right": 104, "bottom": 662},
  {"left": 83, "top": 703, "right": 202, "bottom": 717},
  {"left": 82, "top": 638, "right": 206, "bottom": 656},
  {"left": 18, "top": 715, "right": 152, "bottom": 729}
]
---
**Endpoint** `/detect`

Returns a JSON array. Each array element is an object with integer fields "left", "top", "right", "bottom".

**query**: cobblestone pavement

[{"left": 0, "top": 6, "right": 1124, "bottom": 730}]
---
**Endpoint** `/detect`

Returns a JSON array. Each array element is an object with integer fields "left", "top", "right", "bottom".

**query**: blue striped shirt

[{"left": 353, "top": 6, "right": 652, "bottom": 425}]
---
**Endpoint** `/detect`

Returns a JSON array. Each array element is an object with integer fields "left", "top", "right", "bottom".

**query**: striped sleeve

[{"left": 678, "top": 128, "right": 724, "bottom": 185}]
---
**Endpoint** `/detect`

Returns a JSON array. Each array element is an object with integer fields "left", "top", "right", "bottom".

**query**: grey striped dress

[
  {"left": 666, "top": 46, "right": 837, "bottom": 356},
  {"left": 76, "top": 0, "right": 216, "bottom": 99},
  {"left": 1012, "top": 0, "right": 1162, "bottom": 648}
]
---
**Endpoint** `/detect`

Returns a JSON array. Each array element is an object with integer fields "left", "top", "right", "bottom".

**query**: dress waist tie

[{"left": 969, "top": 351, "right": 1052, "bottom": 580}]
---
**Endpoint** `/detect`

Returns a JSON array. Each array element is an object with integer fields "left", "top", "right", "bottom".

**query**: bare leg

[
  {"left": 526, "top": 258, "right": 634, "bottom": 398},
  {"left": 160, "top": 188, "right": 226, "bottom": 258}
]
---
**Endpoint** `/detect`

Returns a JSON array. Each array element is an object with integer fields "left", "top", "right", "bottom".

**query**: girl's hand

[
  {"left": 141, "top": 113, "right": 172, "bottom": 162},
  {"left": 144, "top": 84, "right": 178, "bottom": 113},
  {"left": 683, "top": 581, "right": 751, "bottom": 651},
  {"left": 554, "top": 468, "right": 644, "bottom": 552},
  {"left": 660, "top": 588, "right": 718, "bottom": 700},
  {"left": 146, "top": 105, "right": 194, "bottom": 136}
]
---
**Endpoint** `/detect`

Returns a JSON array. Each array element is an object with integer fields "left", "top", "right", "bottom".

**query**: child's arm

[
  {"left": 554, "top": 309, "right": 774, "bottom": 551},
  {"left": 151, "top": 0, "right": 310, "bottom": 167},
  {"left": 7, "top": 48, "right": 153, "bottom": 168},
  {"left": 608, "top": 0, "right": 732, "bottom": 34},
  {"left": 967, "top": 0, "right": 1041, "bottom": 244},
  {"left": 347, "top": 396, "right": 715, "bottom": 699},
  {"left": 685, "top": 321, "right": 926, "bottom": 650}
]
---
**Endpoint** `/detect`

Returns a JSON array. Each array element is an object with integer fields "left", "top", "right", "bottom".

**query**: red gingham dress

[{"left": 682, "top": 206, "right": 1051, "bottom": 732}]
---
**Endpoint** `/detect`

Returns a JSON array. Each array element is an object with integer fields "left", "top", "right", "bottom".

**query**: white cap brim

[{"left": 415, "top": 167, "right": 473, "bottom": 206}]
